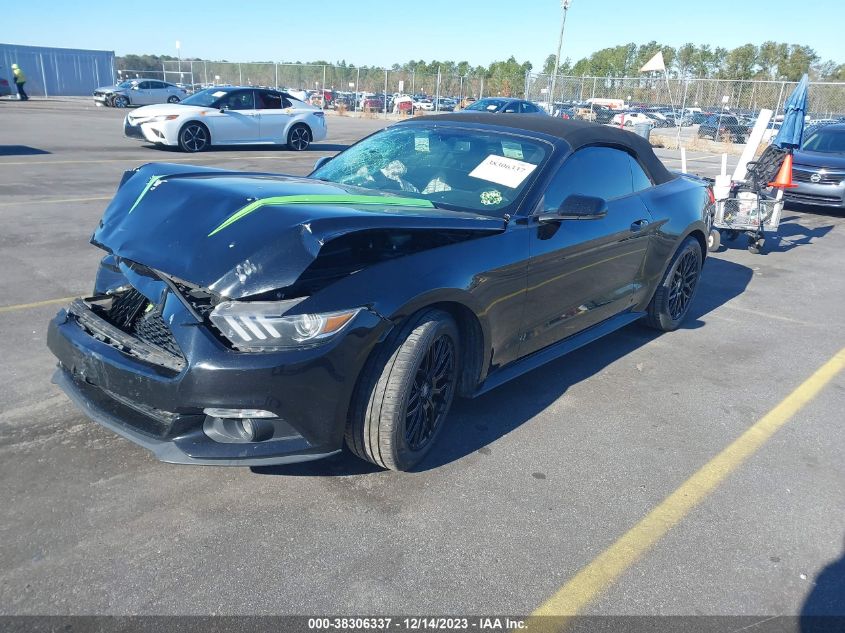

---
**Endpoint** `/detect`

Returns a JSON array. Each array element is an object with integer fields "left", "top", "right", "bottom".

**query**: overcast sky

[{"left": 7, "top": 0, "right": 844, "bottom": 68}]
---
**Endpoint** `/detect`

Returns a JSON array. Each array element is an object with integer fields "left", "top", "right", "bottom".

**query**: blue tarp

[
  {"left": 773, "top": 73, "right": 809, "bottom": 150},
  {"left": 0, "top": 43, "right": 115, "bottom": 97}
]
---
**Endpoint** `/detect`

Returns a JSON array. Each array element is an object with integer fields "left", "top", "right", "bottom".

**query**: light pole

[{"left": 548, "top": 0, "right": 572, "bottom": 114}]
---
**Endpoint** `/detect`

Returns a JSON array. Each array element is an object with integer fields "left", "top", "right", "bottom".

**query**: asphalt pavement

[{"left": 0, "top": 100, "right": 843, "bottom": 619}]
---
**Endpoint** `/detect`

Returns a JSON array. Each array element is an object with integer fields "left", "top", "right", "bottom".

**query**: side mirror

[
  {"left": 313, "top": 156, "right": 332, "bottom": 171},
  {"left": 539, "top": 194, "right": 608, "bottom": 223},
  {"left": 219, "top": 105, "right": 229, "bottom": 113}
]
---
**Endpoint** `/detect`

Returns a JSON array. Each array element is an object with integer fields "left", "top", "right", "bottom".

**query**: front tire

[
  {"left": 178, "top": 122, "right": 209, "bottom": 152},
  {"left": 287, "top": 124, "right": 312, "bottom": 151},
  {"left": 643, "top": 236, "right": 703, "bottom": 332},
  {"left": 112, "top": 95, "right": 129, "bottom": 108},
  {"left": 346, "top": 309, "right": 459, "bottom": 471}
]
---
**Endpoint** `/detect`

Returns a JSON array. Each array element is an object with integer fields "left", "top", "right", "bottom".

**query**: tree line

[{"left": 543, "top": 41, "right": 844, "bottom": 82}]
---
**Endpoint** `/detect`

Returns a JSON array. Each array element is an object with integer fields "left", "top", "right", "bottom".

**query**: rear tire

[
  {"left": 346, "top": 309, "right": 459, "bottom": 471},
  {"left": 167, "top": 95, "right": 180, "bottom": 104},
  {"left": 287, "top": 124, "right": 312, "bottom": 151},
  {"left": 643, "top": 237, "right": 703, "bottom": 332}
]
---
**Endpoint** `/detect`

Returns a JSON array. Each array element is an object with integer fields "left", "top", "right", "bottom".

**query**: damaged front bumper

[{"left": 47, "top": 296, "right": 391, "bottom": 466}]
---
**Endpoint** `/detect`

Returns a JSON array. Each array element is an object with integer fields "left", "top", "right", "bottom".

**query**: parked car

[
  {"left": 413, "top": 98, "right": 434, "bottom": 111},
  {"left": 697, "top": 114, "right": 747, "bottom": 143},
  {"left": 459, "top": 97, "right": 477, "bottom": 109},
  {"left": 123, "top": 86, "right": 327, "bottom": 152},
  {"left": 460, "top": 98, "right": 546, "bottom": 115},
  {"left": 48, "top": 114, "right": 711, "bottom": 471},
  {"left": 94, "top": 79, "right": 187, "bottom": 108},
  {"left": 434, "top": 98, "right": 456, "bottom": 112},
  {"left": 784, "top": 123, "right": 845, "bottom": 208},
  {"left": 611, "top": 111, "right": 653, "bottom": 127},
  {"left": 362, "top": 95, "right": 385, "bottom": 112},
  {"left": 0, "top": 76, "right": 13, "bottom": 97}
]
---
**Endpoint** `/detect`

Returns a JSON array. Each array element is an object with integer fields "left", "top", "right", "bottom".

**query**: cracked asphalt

[{"left": 0, "top": 100, "right": 843, "bottom": 618}]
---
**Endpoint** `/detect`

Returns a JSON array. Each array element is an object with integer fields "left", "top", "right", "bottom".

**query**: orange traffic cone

[{"left": 768, "top": 152, "right": 797, "bottom": 188}]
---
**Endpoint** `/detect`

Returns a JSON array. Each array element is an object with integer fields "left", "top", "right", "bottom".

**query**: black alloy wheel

[
  {"left": 667, "top": 248, "right": 700, "bottom": 320},
  {"left": 643, "top": 236, "right": 703, "bottom": 332},
  {"left": 346, "top": 309, "right": 460, "bottom": 471},
  {"left": 179, "top": 122, "right": 209, "bottom": 152},
  {"left": 404, "top": 335, "right": 455, "bottom": 451},
  {"left": 287, "top": 124, "right": 312, "bottom": 151}
]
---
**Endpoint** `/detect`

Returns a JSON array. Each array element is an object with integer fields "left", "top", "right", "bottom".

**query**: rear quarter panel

[{"left": 635, "top": 175, "right": 710, "bottom": 309}]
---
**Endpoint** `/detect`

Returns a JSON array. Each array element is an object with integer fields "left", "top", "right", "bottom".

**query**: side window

[
  {"left": 149, "top": 81, "right": 165, "bottom": 90},
  {"left": 543, "top": 146, "right": 634, "bottom": 212},
  {"left": 520, "top": 102, "right": 538, "bottom": 113},
  {"left": 629, "top": 155, "right": 653, "bottom": 192},
  {"left": 137, "top": 81, "right": 152, "bottom": 90},
  {"left": 221, "top": 90, "right": 255, "bottom": 110},
  {"left": 258, "top": 92, "right": 284, "bottom": 109}
]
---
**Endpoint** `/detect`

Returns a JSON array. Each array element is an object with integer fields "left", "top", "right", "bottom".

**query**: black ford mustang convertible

[{"left": 48, "top": 114, "right": 712, "bottom": 471}]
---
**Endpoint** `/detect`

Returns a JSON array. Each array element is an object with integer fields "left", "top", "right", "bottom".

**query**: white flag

[{"left": 640, "top": 51, "right": 665, "bottom": 73}]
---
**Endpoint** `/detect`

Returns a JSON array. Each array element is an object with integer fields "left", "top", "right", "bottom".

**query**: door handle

[{"left": 630, "top": 219, "right": 650, "bottom": 231}]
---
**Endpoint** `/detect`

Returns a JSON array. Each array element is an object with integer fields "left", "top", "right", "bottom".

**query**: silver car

[
  {"left": 93, "top": 79, "right": 187, "bottom": 108},
  {"left": 786, "top": 123, "right": 845, "bottom": 209}
]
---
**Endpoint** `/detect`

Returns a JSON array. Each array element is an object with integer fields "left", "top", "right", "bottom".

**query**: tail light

[{"left": 707, "top": 187, "right": 715, "bottom": 205}]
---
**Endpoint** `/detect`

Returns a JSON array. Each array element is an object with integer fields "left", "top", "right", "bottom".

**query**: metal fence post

[
  {"left": 323, "top": 65, "right": 327, "bottom": 111},
  {"left": 355, "top": 67, "right": 360, "bottom": 112},
  {"left": 384, "top": 69, "right": 389, "bottom": 116},
  {"left": 275, "top": 62, "right": 278, "bottom": 90},
  {"left": 238, "top": 63, "right": 242, "bottom": 85}
]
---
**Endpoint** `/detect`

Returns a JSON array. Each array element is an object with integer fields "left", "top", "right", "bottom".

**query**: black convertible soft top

[{"left": 419, "top": 112, "right": 675, "bottom": 185}]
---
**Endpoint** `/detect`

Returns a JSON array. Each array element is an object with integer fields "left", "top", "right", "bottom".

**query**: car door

[
  {"left": 147, "top": 81, "right": 168, "bottom": 103},
  {"left": 207, "top": 90, "right": 261, "bottom": 144},
  {"left": 256, "top": 91, "right": 292, "bottom": 141},
  {"left": 520, "top": 146, "right": 654, "bottom": 356},
  {"left": 132, "top": 81, "right": 154, "bottom": 105}
]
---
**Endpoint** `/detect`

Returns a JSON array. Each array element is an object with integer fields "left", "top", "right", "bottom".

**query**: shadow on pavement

[
  {"left": 801, "top": 535, "right": 845, "bottom": 631},
  {"left": 716, "top": 214, "right": 835, "bottom": 255},
  {"left": 252, "top": 256, "right": 753, "bottom": 477},
  {"left": 0, "top": 145, "right": 51, "bottom": 156}
]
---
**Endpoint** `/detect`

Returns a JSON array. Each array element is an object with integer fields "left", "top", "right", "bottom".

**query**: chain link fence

[
  {"left": 527, "top": 72, "right": 845, "bottom": 154},
  {"left": 141, "top": 61, "right": 487, "bottom": 113}
]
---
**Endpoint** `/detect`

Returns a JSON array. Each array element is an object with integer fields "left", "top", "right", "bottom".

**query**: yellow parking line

[
  {"left": 0, "top": 196, "right": 112, "bottom": 206},
  {"left": 529, "top": 345, "right": 845, "bottom": 625},
  {"left": 0, "top": 296, "right": 77, "bottom": 314}
]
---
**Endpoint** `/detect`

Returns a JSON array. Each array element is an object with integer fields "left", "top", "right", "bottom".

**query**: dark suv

[{"left": 697, "top": 114, "right": 747, "bottom": 143}]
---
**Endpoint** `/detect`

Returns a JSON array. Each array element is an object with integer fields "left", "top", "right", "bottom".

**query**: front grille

[
  {"left": 132, "top": 310, "right": 182, "bottom": 357},
  {"left": 95, "top": 288, "right": 183, "bottom": 361},
  {"left": 792, "top": 167, "right": 845, "bottom": 185},
  {"left": 109, "top": 288, "right": 147, "bottom": 328}
]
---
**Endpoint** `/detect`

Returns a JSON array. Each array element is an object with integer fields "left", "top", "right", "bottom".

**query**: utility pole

[{"left": 548, "top": 0, "right": 573, "bottom": 114}]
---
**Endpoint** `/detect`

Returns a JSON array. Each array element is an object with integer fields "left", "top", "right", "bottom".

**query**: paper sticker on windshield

[
  {"left": 469, "top": 155, "right": 537, "bottom": 189},
  {"left": 501, "top": 142, "right": 524, "bottom": 160},
  {"left": 414, "top": 134, "right": 430, "bottom": 153},
  {"left": 212, "top": 91, "right": 227, "bottom": 97}
]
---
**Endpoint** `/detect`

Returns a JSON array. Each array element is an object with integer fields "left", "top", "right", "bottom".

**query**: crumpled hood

[
  {"left": 792, "top": 149, "right": 845, "bottom": 170},
  {"left": 93, "top": 163, "right": 504, "bottom": 299}
]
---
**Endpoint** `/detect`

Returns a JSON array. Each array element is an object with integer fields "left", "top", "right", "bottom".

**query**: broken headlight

[{"left": 209, "top": 299, "right": 361, "bottom": 351}]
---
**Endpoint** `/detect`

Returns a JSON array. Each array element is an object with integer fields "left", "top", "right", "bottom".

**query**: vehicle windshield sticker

[
  {"left": 454, "top": 140, "right": 471, "bottom": 152},
  {"left": 469, "top": 155, "right": 537, "bottom": 189},
  {"left": 414, "top": 134, "right": 430, "bottom": 153},
  {"left": 212, "top": 91, "right": 227, "bottom": 97},
  {"left": 501, "top": 142, "right": 524, "bottom": 160},
  {"left": 480, "top": 190, "right": 503, "bottom": 206}
]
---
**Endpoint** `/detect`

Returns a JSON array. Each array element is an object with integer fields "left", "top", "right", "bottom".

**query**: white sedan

[
  {"left": 123, "top": 86, "right": 327, "bottom": 152},
  {"left": 611, "top": 111, "right": 653, "bottom": 127}
]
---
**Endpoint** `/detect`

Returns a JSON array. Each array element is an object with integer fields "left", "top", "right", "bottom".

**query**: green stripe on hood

[
  {"left": 207, "top": 194, "right": 436, "bottom": 237},
  {"left": 128, "top": 175, "right": 163, "bottom": 214}
]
